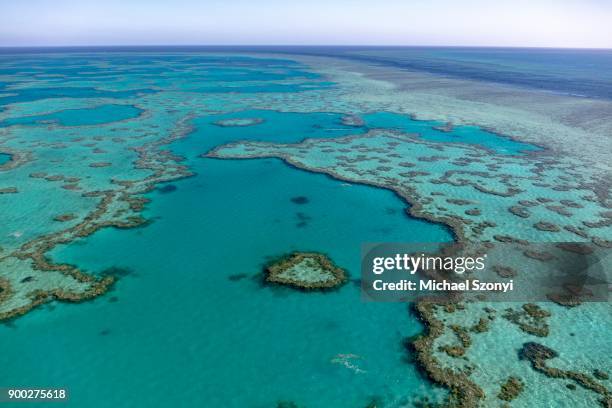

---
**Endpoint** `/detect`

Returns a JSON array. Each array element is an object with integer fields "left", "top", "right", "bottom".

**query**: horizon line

[{"left": 1, "top": 44, "right": 612, "bottom": 51}]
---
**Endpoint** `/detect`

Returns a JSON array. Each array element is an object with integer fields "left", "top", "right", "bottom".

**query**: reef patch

[
  {"left": 265, "top": 252, "right": 346, "bottom": 290},
  {"left": 212, "top": 117, "right": 264, "bottom": 127}
]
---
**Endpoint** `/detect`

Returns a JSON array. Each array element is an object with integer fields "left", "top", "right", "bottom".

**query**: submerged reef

[
  {"left": 503, "top": 303, "right": 551, "bottom": 337},
  {"left": 0, "top": 150, "right": 29, "bottom": 171},
  {"left": 207, "top": 94, "right": 611, "bottom": 404},
  {"left": 206, "top": 128, "right": 610, "bottom": 247},
  {"left": 497, "top": 376, "right": 524, "bottom": 402},
  {"left": 53, "top": 213, "right": 78, "bottom": 222},
  {"left": 265, "top": 252, "right": 346, "bottom": 290},
  {"left": 519, "top": 342, "right": 611, "bottom": 406},
  {"left": 1, "top": 51, "right": 610, "bottom": 407},
  {"left": 290, "top": 195, "right": 309, "bottom": 204},
  {"left": 0, "top": 53, "right": 330, "bottom": 323},
  {"left": 212, "top": 117, "right": 264, "bottom": 127},
  {"left": 0, "top": 107, "right": 195, "bottom": 321},
  {"left": 0, "top": 187, "right": 18, "bottom": 194},
  {"left": 340, "top": 114, "right": 365, "bottom": 127}
]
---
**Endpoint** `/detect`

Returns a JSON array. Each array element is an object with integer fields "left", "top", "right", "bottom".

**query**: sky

[{"left": 1, "top": 0, "right": 611, "bottom": 48}]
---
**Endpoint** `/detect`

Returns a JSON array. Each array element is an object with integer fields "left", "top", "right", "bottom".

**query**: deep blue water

[
  {"left": 3, "top": 46, "right": 610, "bottom": 99},
  {"left": 327, "top": 47, "right": 612, "bottom": 99}
]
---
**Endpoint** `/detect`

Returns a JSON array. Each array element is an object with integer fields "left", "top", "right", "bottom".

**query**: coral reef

[
  {"left": 1, "top": 50, "right": 610, "bottom": 407},
  {"left": 265, "top": 252, "right": 346, "bottom": 290},
  {"left": 0, "top": 187, "right": 18, "bottom": 194},
  {"left": 503, "top": 304, "right": 551, "bottom": 337},
  {"left": 53, "top": 214, "right": 78, "bottom": 222},
  {"left": 498, "top": 376, "right": 524, "bottom": 402},
  {"left": 212, "top": 118, "right": 264, "bottom": 127}
]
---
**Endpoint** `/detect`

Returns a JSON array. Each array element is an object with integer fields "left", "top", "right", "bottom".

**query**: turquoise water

[
  {"left": 182, "top": 110, "right": 540, "bottom": 155},
  {"left": 0, "top": 87, "right": 155, "bottom": 110},
  {"left": 4, "top": 156, "right": 451, "bottom": 407},
  {"left": 0, "top": 152, "right": 10, "bottom": 165},
  {"left": 188, "top": 82, "right": 333, "bottom": 93},
  {"left": 0, "top": 101, "right": 458, "bottom": 407},
  {"left": 362, "top": 112, "right": 540, "bottom": 155},
  {"left": 0, "top": 104, "right": 142, "bottom": 127},
  {"left": 0, "top": 51, "right": 577, "bottom": 407},
  {"left": 187, "top": 110, "right": 362, "bottom": 150}
]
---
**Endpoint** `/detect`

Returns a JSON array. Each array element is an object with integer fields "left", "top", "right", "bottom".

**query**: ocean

[{"left": 0, "top": 47, "right": 609, "bottom": 407}]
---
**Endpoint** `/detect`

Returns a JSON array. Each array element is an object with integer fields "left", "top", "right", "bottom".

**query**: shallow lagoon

[
  {"left": 180, "top": 109, "right": 541, "bottom": 156},
  {"left": 0, "top": 101, "right": 544, "bottom": 408},
  {"left": 4, "top": 159, "right": 450, "bottom": 408},
  {"left": 0, "top": 109, "right": 453, "bottom": 407},
  {"left": 186, "top": 109, "right": 361, "bottom": 151},
  {"left": 0, "top": 50, "right": 601, "bottom": 407},
  {"left": 0, "top": 104, "right": 143, "bottom": 127},
  {"left": 362, "top": 112, "right": 540, "bottom": 155}
]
